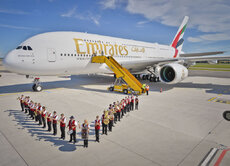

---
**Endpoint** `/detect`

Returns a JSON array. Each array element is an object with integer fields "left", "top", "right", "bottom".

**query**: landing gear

[{"left": 32, "top": 78, "right": 43, "bottom": 92}]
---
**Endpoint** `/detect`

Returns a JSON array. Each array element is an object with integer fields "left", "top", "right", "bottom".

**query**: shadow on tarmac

[{"left": 5, "top": 109, "right": 101, "bottom": 152}]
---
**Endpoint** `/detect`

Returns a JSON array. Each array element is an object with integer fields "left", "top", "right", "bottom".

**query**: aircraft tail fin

[{"left": 171, "top": 16, "right": 189, "bottom": 54}]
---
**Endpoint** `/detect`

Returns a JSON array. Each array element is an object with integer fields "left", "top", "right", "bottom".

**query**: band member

[
  {"left": 135, "top": 96, "right": 139, "bottom": 110},
  {"left": 33, "top": 103, "right": 38, "bottom": 120},
  {"left": 24, "top": 96, "right": 30, "bottom": 114},
  {"left": 28, "top": 100, "right": 32, "bottom": 117},
  {"left": 125, "top": 97, "right": 129, "bottom": 112},
  {"left": 37, "top": 103, "right": 42, "bottom": 125},
  {"left": 102, "top": 111, "right": 109, "bottom": 135},
  {"left": 81, "top": 120, "right": 90, "bottom": 148},
  {"left": 146, "top": 85, "right": 149, "bottom": 95},
  {"left": 17, "top": 95, "right": 25, "bottom": 112},
  {"left": 116, "top": 104, "right": 121, "bottom": 121},
  {"left": 46, "top": 111, "right": 52, "bottom": 132},
  {"left": 30, "top": 102, "right": 36, "bottom": 119},
  {"left": 131, "top": 95, "right": 134, "bottom": 110},
  {"left": 59, "top": 113, "right": 66, "bottom": 140},
  {"left": 113, "top": 103, "right": 117, "bottom": 124},
  {"left": 95, "top": 115, "right": 100, "bottom": 142},
  {"left": 27, "top": 97, "right": 31, "bottom": 115},
  {"left": 123, "top": 99, "right": 126, "bottom": 114},
  {"left": 108, "top": 111, "right": 114, "bottom": 132},
  {"left": 67, "top": 116, "right": 78, "bottom": 144},
  {"left": 52, "top": 111, "right": 58, "bottom": 135},
  {"left": 41, "top": 106, "right": 47, "bottom": 128}
]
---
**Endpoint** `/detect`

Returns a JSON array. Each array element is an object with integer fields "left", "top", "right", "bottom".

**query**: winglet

[{"left": 171, "top": 16, "right": 189, "bottom": 55}]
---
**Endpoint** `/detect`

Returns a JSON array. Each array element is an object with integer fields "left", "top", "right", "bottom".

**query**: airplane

[{"left": 3, "top": 16, "right": 230, "bottom": 92}]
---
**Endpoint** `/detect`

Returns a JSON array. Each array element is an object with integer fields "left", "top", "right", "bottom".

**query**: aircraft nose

[{"left": 3, "top": 50, "right": 17, "bottom": 70}]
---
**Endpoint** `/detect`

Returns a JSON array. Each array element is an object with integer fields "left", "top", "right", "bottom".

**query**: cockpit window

[
  {"left": 23, "top": 46, "right": 27, "bottom": 50},
  {"left": 16, "top": 46, "right": 22, "bottom": 49},
  {"left": 27, "top": 46, "right": 33, "bottom": 50}
]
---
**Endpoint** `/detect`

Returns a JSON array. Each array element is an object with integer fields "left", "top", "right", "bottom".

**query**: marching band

[{"left": 17, "top": 94, "right": 140, "bottom": 148}]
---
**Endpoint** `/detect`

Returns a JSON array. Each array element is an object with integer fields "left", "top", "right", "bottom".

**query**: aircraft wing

[{"left": 121, "top": 53, "right": 230, "bottom": 72}]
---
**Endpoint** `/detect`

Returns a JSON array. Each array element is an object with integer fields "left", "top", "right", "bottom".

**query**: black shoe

[
  {"left": 63, "top": 138, "right": 65, "bottom": 140},
  {"left": 59, "top": 137, "right": 62, "bottom": 139},
  {"left": 69, "top": 140, "right": 72, "bottom": 142}
]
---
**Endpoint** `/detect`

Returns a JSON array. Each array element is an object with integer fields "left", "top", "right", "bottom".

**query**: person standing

[
  {"left": 95, "top": 115, "right": 100, "bottom": 142},
  {"left": 135, "top": 96, "right": 139, "bottom": 110},
  {"left": 46, "top": 111, "right": 52, "bottom": 132},
  {"left": 81, "top": 120, "right": 90, "bottom": 148},
  {"left": 59, "top": 113, "right": 66, "bottom": 140},
  {"left": 37, "top": 103, "right": 42, "bottom": 125},
  {"left": 101, "top": 111, "right": 109, "bottom": 135},
  {"left": 146, "top": 85, "right": 149, "bottom": 95},
  {"left": 41, "top": 106, "right": 47, "bottom": 128},
  {"left": 131, "top": 95, "right": 134, "bottom": 110},
  {"left": 52, "top": 111, "right": 58, "bottom": 135},
  {"left": 108, "top": 111, "right": 114, "bottom": 132},
  {"left": 67, "top": 116, "right": 78, "bottom": 144},
  {"left": 17, "top": 95, "right": 25, "bottom": 112}
]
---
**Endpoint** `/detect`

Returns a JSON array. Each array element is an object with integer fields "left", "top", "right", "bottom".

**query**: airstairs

[{"left": 91, "top": 56, "right": 144, "bottom": 95}]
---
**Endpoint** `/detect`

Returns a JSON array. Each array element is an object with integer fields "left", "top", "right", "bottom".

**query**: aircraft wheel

[
  {"left": 142, "top": 75, "right": 146, "bottom": 80},
  {"left": 149, "top": 77, "right": 155, "bottom": 82},
  {"left": 123, "top": 89, "right": 128, "bottom": 94},
  {"left": 34, "top": 85, "right": 43, "bottom": 92},
  {"left": 32, "top": 84, "right": 36, "bottom": 91},
  {"left": 223, "top": 110, "right": 230, "bottom": 121},
  {"left": 109, "top": 87, "right": 114, "bottom": 91}
]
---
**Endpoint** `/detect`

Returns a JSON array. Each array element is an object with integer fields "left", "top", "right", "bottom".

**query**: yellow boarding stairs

[{"left": 91, "top": 56, "right": 144, "bottom": 95}]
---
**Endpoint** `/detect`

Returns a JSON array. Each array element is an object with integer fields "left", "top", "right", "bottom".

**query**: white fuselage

[{"left": 3, "top": 31, "right": 177, "bottom": 76}]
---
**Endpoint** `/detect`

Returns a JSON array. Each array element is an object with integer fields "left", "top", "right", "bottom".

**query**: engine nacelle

[{"left": 159, "top": 63, "right": 188, "bottom": 84}]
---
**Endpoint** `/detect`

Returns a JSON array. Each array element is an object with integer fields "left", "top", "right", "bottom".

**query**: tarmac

[{"left": 0, "top": 63, "right": 230, "bottom": 166}]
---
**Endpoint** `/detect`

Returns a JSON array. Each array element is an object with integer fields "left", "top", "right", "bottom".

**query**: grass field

[{"left": 189, "top": 63, "right": 230, "bottom": 71}]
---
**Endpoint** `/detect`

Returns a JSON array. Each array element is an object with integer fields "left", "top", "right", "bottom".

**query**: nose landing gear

[{"left": 32, "top": 78, "right": 43, "bottom": 92}]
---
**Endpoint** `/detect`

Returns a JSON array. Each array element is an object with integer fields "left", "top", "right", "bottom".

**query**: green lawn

[{"left": 191, "top": 63, "right": 230, "bottom": 68}]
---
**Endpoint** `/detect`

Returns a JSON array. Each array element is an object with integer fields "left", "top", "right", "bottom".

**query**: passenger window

[
  {"left": 23, "top": 46, "right": 27, "bottom": 50},
  {"left": 16, "top": 46, "right": 22, "bottom": 49},
  {"left": 27, "top": 46, "right": 33, "bottom": 50}
]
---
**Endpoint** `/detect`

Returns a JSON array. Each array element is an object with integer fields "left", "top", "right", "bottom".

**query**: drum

[{"left": 67, "top": 130, "right": 73, "bottom": 135}]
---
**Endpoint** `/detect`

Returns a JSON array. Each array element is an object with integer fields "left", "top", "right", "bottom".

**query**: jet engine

[{"left": 159, "top": 63, "right": 188, "bottom": 84}]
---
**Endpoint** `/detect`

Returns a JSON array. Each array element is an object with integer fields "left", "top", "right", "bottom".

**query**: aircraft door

[{"left": 47, "top": 48, "right": 56, "bottom": 62}]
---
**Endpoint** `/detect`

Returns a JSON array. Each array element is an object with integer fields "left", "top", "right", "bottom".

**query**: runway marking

[
  {"left": 199, "top": 148, "right": 218, "bottom": 166},
  {"left": 208, "top": 97, "right": 217, "bottom": 101},
  {"left": 214, "top": 148, "right": 230, "bottom": 166}
]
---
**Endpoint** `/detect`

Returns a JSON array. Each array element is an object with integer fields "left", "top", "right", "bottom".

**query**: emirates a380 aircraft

[{"left": 3, "top": 16, "right": 229, "bottom": 91}]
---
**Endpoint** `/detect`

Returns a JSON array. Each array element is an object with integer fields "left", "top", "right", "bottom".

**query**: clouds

[
  {"left": 61, "top": 7, "right": 101, "bottom": 25},
  {"left": 0, "top": 9, "right": 28, "bottom": 15},
  {"left": 100, "top": 0, "right": 230, "bottom": 43},
  {"left": 0, "top": 24, "right": 39, "bottom": 31}
]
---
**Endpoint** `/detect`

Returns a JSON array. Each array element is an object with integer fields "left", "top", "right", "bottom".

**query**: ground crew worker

[
  {"left": 81, "top": 120, "right": 90, "bottom": 148},
  {"left": 146, "top": 85, "right": 149, "bottom": 95},
  {"left": 17, "top": 95, "right": 25, "bottom": 112},
  {"left": 41, "top": 106, "right": 47, "bottom": 128},
  {"left": 102, "top": 111, "right": 109, "bottom": 135},
  {"left": 52, "top": 111, "right": 58, "bottom": 135},
  {"left": 46, "top": 111, "right": 52, "bottom": 132},
  {"left": 142, "top": 84, "right": 146, "bottom": 93},
  {"left": 67, "top": 116, "right": 78, "bottom": 144},
  {"left": 95, "top": 115, "right": 101, "bottom": 142},
  {"left": 59, "top": 113, "right": 66, "bottom": 140},
  {"left": 135, "top": 96, "right": 139, "bottom": 110}
]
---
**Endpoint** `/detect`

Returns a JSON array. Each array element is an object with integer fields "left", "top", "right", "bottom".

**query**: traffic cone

[{"left": 160, "top": 88, "right": 162, "bottom": 93}]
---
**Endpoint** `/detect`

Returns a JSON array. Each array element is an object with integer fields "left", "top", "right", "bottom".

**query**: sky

[{"left": 0, "top": 0, "right": 230, "bottom": 58}]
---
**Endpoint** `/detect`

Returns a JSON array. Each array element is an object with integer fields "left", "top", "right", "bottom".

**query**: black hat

[{"left": 70, "top": 116, "right": 74, "bottom": 119}]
